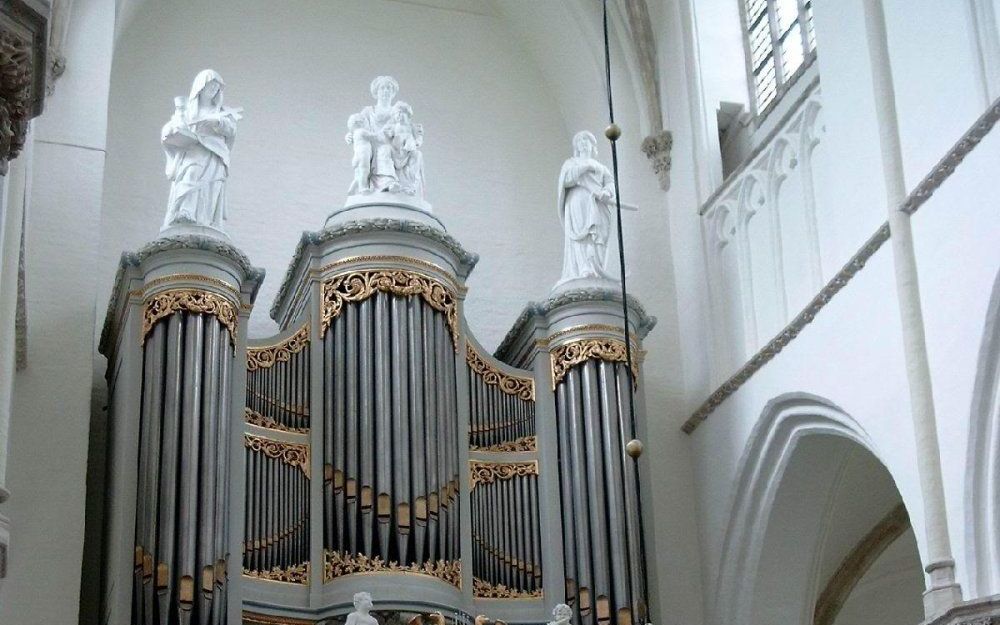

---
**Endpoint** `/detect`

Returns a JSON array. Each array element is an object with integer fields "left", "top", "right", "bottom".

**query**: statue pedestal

[
  {"left": 158, "top": 222, "right": 232, "bottom": 243},
  {"left": 549, "top": 275, "right": 619, "bottom": 297},
  {"left": 328, "top": 193, "right": 439, "bottom": 230}
]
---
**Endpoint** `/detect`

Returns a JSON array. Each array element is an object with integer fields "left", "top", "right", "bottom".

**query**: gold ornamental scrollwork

[
  {"left": 469, "top": 461, "right": 539, "bottom": 489},
  {"left": 466, "top": 344, "right": 535, "bottom": 401},
  {"left": 247, "top": 324, "right": 310, "bottom": 371},
  {"left": 244, "top": 434, "right": 311, "bottom": 478},
  {"left": 470, "top": 435, "right": 537, "bottom": 453},
  {"left": 320, "top": 269, "right": 458, "bottom": 349},
  {"left": 242, "top": 563, "right": 309, "bottom": 585},
  {"left": 322, "top": 550, "right": 461, "bottom": 588},
  {"left": 549, "top": 338, "right": 639, "bottom": 390},
  {"left": 142, "top": 288, "right": 238, "bottom": 346},
  {"left": 473, "top": 577, "right": 543, "bottom": 599},
  {"left": 244, "top": 407, "right": 309, "bottom": 434}
]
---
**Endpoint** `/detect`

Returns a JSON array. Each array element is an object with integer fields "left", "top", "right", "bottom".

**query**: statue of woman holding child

[{"left": 346, "top": 76, "right": 427, "bottom": 208}]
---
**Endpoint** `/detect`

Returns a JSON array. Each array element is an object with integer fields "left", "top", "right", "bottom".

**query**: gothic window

[{"left": 743, "top": 0, "right": 817, "bottom": 114}]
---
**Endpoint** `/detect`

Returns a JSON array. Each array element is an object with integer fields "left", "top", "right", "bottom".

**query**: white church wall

[{"left": 0, "top": 0, "right": 117, "bottom": 623}]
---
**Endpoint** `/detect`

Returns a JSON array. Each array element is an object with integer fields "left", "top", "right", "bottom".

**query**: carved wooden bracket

[{"left": 0, "top": 0, "right": 48, "bottom": 174}]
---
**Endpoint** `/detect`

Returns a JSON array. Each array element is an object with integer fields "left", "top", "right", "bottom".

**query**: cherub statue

[
  {"left": 389, "top": 101, "right": 425, "bottom": 198},
  {"left": 346, "top": 112, "right": 375, "bottom": 194},
  {"left": 548, "top": 604, "right": 573, "bottom": 625},
  {"left": 346, "top": 592, "right": 379, "bottom": 625}
]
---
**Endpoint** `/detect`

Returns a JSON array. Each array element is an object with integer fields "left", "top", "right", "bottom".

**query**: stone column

[
  {"left": 861, "top": 0, "right": 962, "bottom": 616},
  {"left": 98, "top": 235, "right": 262, "bottom": 625}
]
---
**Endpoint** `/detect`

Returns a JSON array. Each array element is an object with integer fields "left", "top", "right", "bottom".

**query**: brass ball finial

[
  {"left": 605, "top": 123, "right": 622, "bottom": 141},
  {"left": 625, "top": 438, "right": 644, "bottom": 459}
]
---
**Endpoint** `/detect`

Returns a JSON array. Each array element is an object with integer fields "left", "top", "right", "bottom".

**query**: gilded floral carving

[
  {"left": 466, "top": 344, "right": 534, "bottom": 401},
  {"left": 470, "top": 436, "right": 537, "bottom": 453},
  {"left": 321, "top": 269, "right": 458, "bottom": 348},
  {"left": 242, "top": 563, "right": 308, "bottom": 585},
  {"left": 549, "top": 338, "right": 638, "bottom": 389},
  {"left": 247, "top": 324, "right": 310, "bottom": 371},
  {"left": 243, "top": 407, "right": 309, "bottom": 434},
  {"left": 472, "top": 577, "right": 543, "bottom": 599},
  {"left": 142, "top": 288, "right": 238, "bottom": 346},
  {"left": 322, "top": 550, "right": 461, "bottom": 588},
  {"left": 244, "top": 434, "right": 310, "bottom": 478},
  {"left": 469, "top": 461, "right": 538, "bottom": 488}
]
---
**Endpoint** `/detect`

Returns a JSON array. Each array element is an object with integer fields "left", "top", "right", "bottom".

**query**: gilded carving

[
  {"left": 142, "top": 288, "right": 238, "bottom": 346},
  {"left": 247, "top": 324, "right": 310, "bottom": 371},
  {"left": 470, "top": 436, "right": 537, "bottom": 453},
  {"left": 466, "top": 344, "right": 534, "bottom": 401},
  {"left": 549, "top": 338, "right": 639, "bottom": 389},
  {"left": 322, "top": 550, "right": 461, "bottom": 588},
  {"left": 242, "top": 563, "right": 308, "bottom": 585},
  {"left": 469, "top": 461, "right": 538, "bottom": 488},
  {"left": 244, "top": 434, "right": 310, "bottom": 478},
  {"left": 244, "top": 407, "right": 309, "bottom": 434},
  {"left": 321, "top": 269, "right": 458, "bottom": 347},
  {"left": 473, "top": 577, "right": 543, "bottom": 599},
  {"left": 0, "top": 31, "right": 33, "bottom": 172}
]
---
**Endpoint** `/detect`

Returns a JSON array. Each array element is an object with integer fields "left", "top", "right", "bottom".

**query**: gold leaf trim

[
  {"left": 247, "top": 324, "right": 310, "bottom": 371},
  {"left": 466, "top": 344, "right": 535, "bottom": 401},
  {"left": 537, "top": 323, "right": 638, "bottom": 349},
  {"left": 469, "top": 461, "right": 538, "bottom": 488},
  {"left": 244, "top": 407, "right": 309, "bottom": 434},
  {"left": 473, "top": 577, "right": 543, "bottom": 599},
  {"left": 470, "top": 436, "right": 537, "bottom": 453},
  {"left": 314, "top": 255, "right": 465, "bottom": 294},
  {"left": 244, "top": 434, "right": 311, "bottom": 478},
  {"left": 142, "top": 273, "right": 241, "bottom": 301},
  {"left": 141, "top": 288, "right": 238, "bottom": 346},
  {"left": 242, "top": 563, "right": 309, "bottom": 585},
  {"left": 321, "top": 269, "right": 458, "bottom": 349},
  {"left": 242, "top": 611, "right": 315, "bottom": 625},
  {"left": 549, "top": 338, "right": 638, "bottom": 390},
  {"left": 322, "top": 550, "right": 461, "bottom": 588}
]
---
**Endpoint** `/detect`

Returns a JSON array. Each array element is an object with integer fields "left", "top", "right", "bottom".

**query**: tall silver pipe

[
  {"left": 391, "top": 295, "right": 411, "bottom": 563},
  {"left": 197, "top": 322, "right": 220, "bottom": 624},
  {"left": 616, "top": 365, "right": 643, "bottom": 622},
  {"left": 323, "top": 330, "right": 334, "bottom": 551},
  {"left": 581, "top": 361, "right": 611, "bottom": 623},
  {"left": 359, "top": 298, "right": 375, "bottom": 556},
  {"left": 598, "top": 361, "right": 630, "bottom": 614},
  {"left": 408, "top": 300, "right": 426, "bottom": 565},
  {"left": 374, "top": 293, "right": 392, "bottom": 560},
  {"left": 333, "top": 316, "right": 346, "bottom": 551},
  {"left": 156, "top": 315, "right": 184, "bottom": 624},
  {"left": 556, "top": 381, "right": 578, "bottom": 608},
  {"left": 345, "top": 304, "right": 359, "bottom": 554},
  {"left": 178, "top": 313, "right": 205, "bottom": 615},
  {"left": 567, "top": 368, "right": 594, "bottom": 620}
]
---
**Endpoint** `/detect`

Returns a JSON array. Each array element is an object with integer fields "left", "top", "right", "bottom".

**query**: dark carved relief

[{"left": 0, "top": 30, "right": 31, "bottom": 173}]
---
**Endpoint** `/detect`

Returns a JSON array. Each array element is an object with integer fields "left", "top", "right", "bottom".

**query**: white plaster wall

[{"left": 0, "top": 1, "right": 117, "bottom": 622}]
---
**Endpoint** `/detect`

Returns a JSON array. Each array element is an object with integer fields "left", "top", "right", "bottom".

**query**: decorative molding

[
  {"left": 271, "top": 218, "right": 479, "bottom": 322},
  {"left": 322, "top": 550, "right": 461, "bottom": 588},
  {"left": 244, "top": 434, "right": 311, "bottom": 478},
  {"left": 470, "top": 436, "right": 536, "bottom": 453},
  {"left": 100, "top": 235, "right": 264, "bottom": 356},
  {"left": 813, "top": 503, "right": 910, "bottom": 625},
  {"left": 494, "top": 288, "right": 656, "bottom": 364},
  {"left": 141, "top": 288, "right": 238, "bottom": 346},
  {"left": 537, "top": 323, "right": 639, "bottom": 349},
  {"left": 469, "top": 461, "right": 538, "bottom": 488},
  {"left": 473, "top": 577, "right": 543, "bottom": 600},
  {"left": 466, "top": 343, "right": 534, "bottom": 401},
  {"left": 320, "top": 269, "right": 458, "bottom": 348},
  {"left": 242, "top": 563, "right": 308, "bottom": 585},
  {"left": 901, "top": 96, "right": 1000, "bottom": 215},
  {"left": 315, "top": 255, "right": 464, "bottom": 294},
  {"left": 142, "top": 273, "right": 241, "bottom": 301},
  {"left": 683, "top": 223, "right": 890, "bottom": 433},
  {"left": 0, "top": 0, "right": 48, "bottom": 174},
  {"left": 549, "top": 338, "right": 639, "bottom": 390},
  {"left": 641, "top": 130, "right": 673, "bottom": 191},
  {"left": 244, "top": 407, "right": 309, "bottom": 434},
  {"left": 247, "top": 324, "right": 309, "bottom": 371},
  {"left": 242, "top": 611, "right": 315, "bottom": 625}
]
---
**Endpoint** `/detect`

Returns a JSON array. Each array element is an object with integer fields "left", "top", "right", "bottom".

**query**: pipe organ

[{"left": 99, "top": 211, "right": 655, "bottom": 625}]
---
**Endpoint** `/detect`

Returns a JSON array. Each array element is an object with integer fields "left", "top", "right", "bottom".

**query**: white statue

[
  {"left": 556, "top": 131, "right": 621, "bottom": 287},
  {"left": 346, "top": 591, "right": 379, "bottom": 625},
  {"left": 345, "top": 76, "right": 427, "bottom": 205},
  {"left": 161, "top": 69, "right": 243, "bottom": 235},
  {"left": 547, "top": 604, "right": 573, "bottom": 625}
]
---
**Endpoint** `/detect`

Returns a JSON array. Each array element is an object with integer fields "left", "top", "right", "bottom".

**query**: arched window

[{"left": 742, "top": 0, "right": 817, "bottom": 115}]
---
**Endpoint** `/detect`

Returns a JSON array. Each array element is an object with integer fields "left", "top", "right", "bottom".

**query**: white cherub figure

[
  {"left": 346, "top": 113, "right": 375, "bottom": 194},
  {"left": 548, "top": 604, "right": 573, "bottom": 625},
  {"left": 388, "top": 101, "right": 425, "bottom": 198},
  {"left": 346, "top": 591, "right": 379, "bottom": 625}
]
